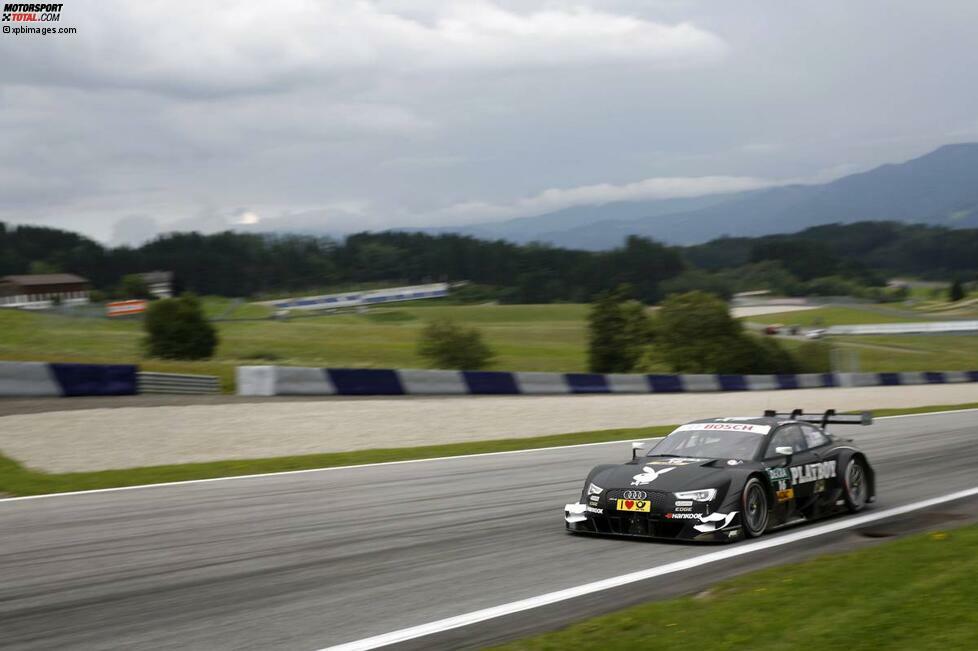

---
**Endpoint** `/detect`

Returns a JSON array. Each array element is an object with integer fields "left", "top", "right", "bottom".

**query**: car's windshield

[{"left": 648, "top": 423, "right": 769, "bottom": 460}]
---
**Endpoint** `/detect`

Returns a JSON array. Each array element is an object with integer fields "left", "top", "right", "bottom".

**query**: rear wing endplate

[{"left": 763, "top": 409, "right": 872, "bottom": 428}]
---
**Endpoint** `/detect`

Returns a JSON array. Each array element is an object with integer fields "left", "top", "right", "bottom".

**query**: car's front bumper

[{"left": 564, "top": 502, "right": 743, "bottom": 543}]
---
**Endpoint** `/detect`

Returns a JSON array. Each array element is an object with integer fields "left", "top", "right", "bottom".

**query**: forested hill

[{"left": 1, "top": 221, "right": 976, "bottom": 302}]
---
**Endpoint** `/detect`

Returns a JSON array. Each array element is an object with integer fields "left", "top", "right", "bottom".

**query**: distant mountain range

[{"left": 409, "top": 143, "right": 978, "bottom": 249}]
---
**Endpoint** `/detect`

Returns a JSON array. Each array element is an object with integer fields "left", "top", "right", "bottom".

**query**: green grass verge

[
  {"left": 828, "top": 335, "right": 978, "bottom": 372},
  {"left": 0, "top": 303, "right": 595, "bottom": 392},
  {"left": 3, "top": 302, "right": 977, "bottom": 392},
  {"left": 492, "top": 524, "right": 978, "bottom": 651},
  {"left": 0, "top": 425, "right": 673, "bottom": 497}
]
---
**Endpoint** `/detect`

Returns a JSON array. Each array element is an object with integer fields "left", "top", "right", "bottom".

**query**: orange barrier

[{"left": 106, "top": 299, "right": 147, "bottom": 317}]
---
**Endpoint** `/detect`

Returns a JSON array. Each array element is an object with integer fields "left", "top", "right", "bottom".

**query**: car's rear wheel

[
  {"left": 741, "top": 478, "right": 769, "bottom": 538},
  {"left": 842, "top": 458, "right": 869, "bottom": 513}
]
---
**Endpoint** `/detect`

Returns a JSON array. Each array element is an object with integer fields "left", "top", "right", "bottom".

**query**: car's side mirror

[
  {"left": 632, "top": 441, "right": 645, "bottom": 460},
  {"left": 775, "top": 446, "right": 793, "bottom": 465}
]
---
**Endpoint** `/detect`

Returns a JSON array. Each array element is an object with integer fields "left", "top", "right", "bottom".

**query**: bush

[
  {"left": 748, "top": 337, "right": 800, "bottom": 374},
  {"left": 659, "top": 270, "right": 735, "bottom": 300},
  {"left": 120, "top": 274, "right": 152, "bottom": 299},
  {"left": 142, "top": 294, "right": 218, "bottom": 360},
  {"left": 417, "top": 319, "right": 494, "bottom": 370},
  {"left": 449, "top": 283, "right": 504, "bottom": 304},
  {"left": 949, "top": 279, "right": 965, "bottom": 302},
  {"left": 587, "top": 285, "right": 653, "bottom": 373},
  {"left": 653, "top": 291, "right": 798, "bottom": 374},
  {"left": 791, "top": 341, "right": 832, "bottom": 373}
]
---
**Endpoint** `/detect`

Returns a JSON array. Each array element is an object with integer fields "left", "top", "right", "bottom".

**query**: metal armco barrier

[
  {"left": 137, "top": 372, "right": 220, "bottom": 394},
  {"left": 236, "top": 366, "right": 978, "bottom": 396}
]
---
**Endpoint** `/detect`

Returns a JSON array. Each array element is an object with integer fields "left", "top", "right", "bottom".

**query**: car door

[
  {"left": 764, "top": 425, "right": 820, "bottom": 511},
  {"left": 799, "top": 423, "right": 840, "bottom": 499}
]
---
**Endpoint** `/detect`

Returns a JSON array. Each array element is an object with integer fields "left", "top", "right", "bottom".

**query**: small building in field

[
  {"left": 137, "top": 270, "right": 174, "bottom": 299},
  {"left": 0, "top": 273, "right": 91, "bottom": 309}
]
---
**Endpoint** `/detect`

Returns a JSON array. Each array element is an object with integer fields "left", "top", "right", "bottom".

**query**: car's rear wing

[{"left": 763, "top": 409, "right": 873, "bottom": 428}]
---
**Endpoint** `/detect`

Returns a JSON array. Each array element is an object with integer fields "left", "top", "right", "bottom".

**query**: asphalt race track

[{"left": 1, "top": 410, "right": 977, "bottom": 650}]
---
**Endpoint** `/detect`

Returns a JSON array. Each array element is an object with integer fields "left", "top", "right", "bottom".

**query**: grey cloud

[
  {"left": 0, "top": 1, "right": 725, "bottom": 98},
  {"left": 1, "top": 1, "right": 977, "bottom": 243},
  {"left": 111, "top": 215, "right": 160, "bottom": 246}
]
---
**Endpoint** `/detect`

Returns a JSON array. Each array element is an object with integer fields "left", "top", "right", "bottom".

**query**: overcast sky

[{"left": 2, "top": 0, "right": 977, "bottom": 244}]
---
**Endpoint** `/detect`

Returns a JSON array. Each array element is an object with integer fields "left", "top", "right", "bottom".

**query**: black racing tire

[
  {"left": 741, "top": 477, "right": 770, "bottom": 538},
  {"left": 842, "top": 457, "right": 870, "bottom": 513}
]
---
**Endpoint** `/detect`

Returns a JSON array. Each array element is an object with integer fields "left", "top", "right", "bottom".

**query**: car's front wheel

[
  {"left": 741, "top": 477, "right": 770, "bottom": 538},
  {"left": 842, "top": 458, "right": 869, "bottom": 513}
]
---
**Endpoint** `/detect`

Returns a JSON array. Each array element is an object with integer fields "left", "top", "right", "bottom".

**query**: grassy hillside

[{"left": 494, "top": 523, "right": 978, "bottom": 651}]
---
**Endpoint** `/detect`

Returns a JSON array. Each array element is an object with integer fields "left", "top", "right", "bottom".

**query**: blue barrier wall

[
  {"left": 49, "top": 363, "right": 138, "bottom": 396},
  {"left": 0, "top": 362, "right": 138, "bottom": 397},
  {"left": 237, "top": 366, "right": 978, "bottom": 396}
]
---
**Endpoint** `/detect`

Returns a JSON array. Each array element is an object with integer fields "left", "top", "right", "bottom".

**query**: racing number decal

[{"left": 767, "top": 466, "right": 793, "bottom": 501}]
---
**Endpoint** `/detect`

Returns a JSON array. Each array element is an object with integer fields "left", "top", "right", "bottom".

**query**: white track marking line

[
  {"left": 0, "top": 408, "right": 974, "bottom": 503},
  {"left": 320, "top": 486, "right": 978, "bottom": 651}
]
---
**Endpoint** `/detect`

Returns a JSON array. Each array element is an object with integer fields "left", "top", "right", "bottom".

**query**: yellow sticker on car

[
  {"left": 776, "top": 488, "right": 794, "bottom": 502},
  {"left": 616, "top": 498, "right": 651, "bottom": 512}
]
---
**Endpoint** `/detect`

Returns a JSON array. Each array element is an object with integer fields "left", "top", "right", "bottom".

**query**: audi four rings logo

[{"left": 622, "top": 490, "right": 647, "bottom": 500}]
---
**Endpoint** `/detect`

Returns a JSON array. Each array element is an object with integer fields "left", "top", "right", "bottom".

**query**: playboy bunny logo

[{"left": 630, "top": 465, "right": 675, "bottom": 486}]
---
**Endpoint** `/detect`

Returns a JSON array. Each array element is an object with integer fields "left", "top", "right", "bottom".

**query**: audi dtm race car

[{"left": 565, "top": 410, "right": 875, "bottom": 542}]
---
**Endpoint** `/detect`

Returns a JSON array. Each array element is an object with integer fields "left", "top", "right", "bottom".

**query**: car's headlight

[
  {"left": 674, "top": 488, "right": 717, "bottom": 502},
  {"left": 588, "top": 483, "right": 603, "bottom": 496}
]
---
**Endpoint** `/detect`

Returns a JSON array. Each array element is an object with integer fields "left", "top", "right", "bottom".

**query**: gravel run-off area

[{"left": 1, "top": 384, "right": 976, "bottom": 472}]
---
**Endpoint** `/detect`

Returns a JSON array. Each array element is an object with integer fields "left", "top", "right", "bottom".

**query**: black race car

[{"left": 565, "top": 410, "right": 875, "bottom": 542}]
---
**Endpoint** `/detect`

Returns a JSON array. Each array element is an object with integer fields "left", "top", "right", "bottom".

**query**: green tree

[
  {"left": 949, "top": 278, "right": 965, "bottom": 302},
  {"left": 417, "top": 319, "right": 494, "bottom": 370},
  {"left": 120, "top": 274, "right": 151, "bottom": 299},
  {"left": 587, "top": 285, "right": 653, "bottom": 373},
  {"left": 791, "top": 341, "right": 832, "bottom": 373},
  {"left": 142, "top": 294, "right": 218, "bottom": 360},
  {"left": 28, "top": 260, "right": 59, "bottom": 275},
  {"left": 654, "top": 291, "right": 796, "bottom": 374}
]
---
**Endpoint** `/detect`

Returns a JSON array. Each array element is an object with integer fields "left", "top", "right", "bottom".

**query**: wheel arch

[
  {"left": 842, "top": 451, "right": 876, "bottom": 501},
  {"left": 837, "top": 449, "right": 876, "bottom": 502}
]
